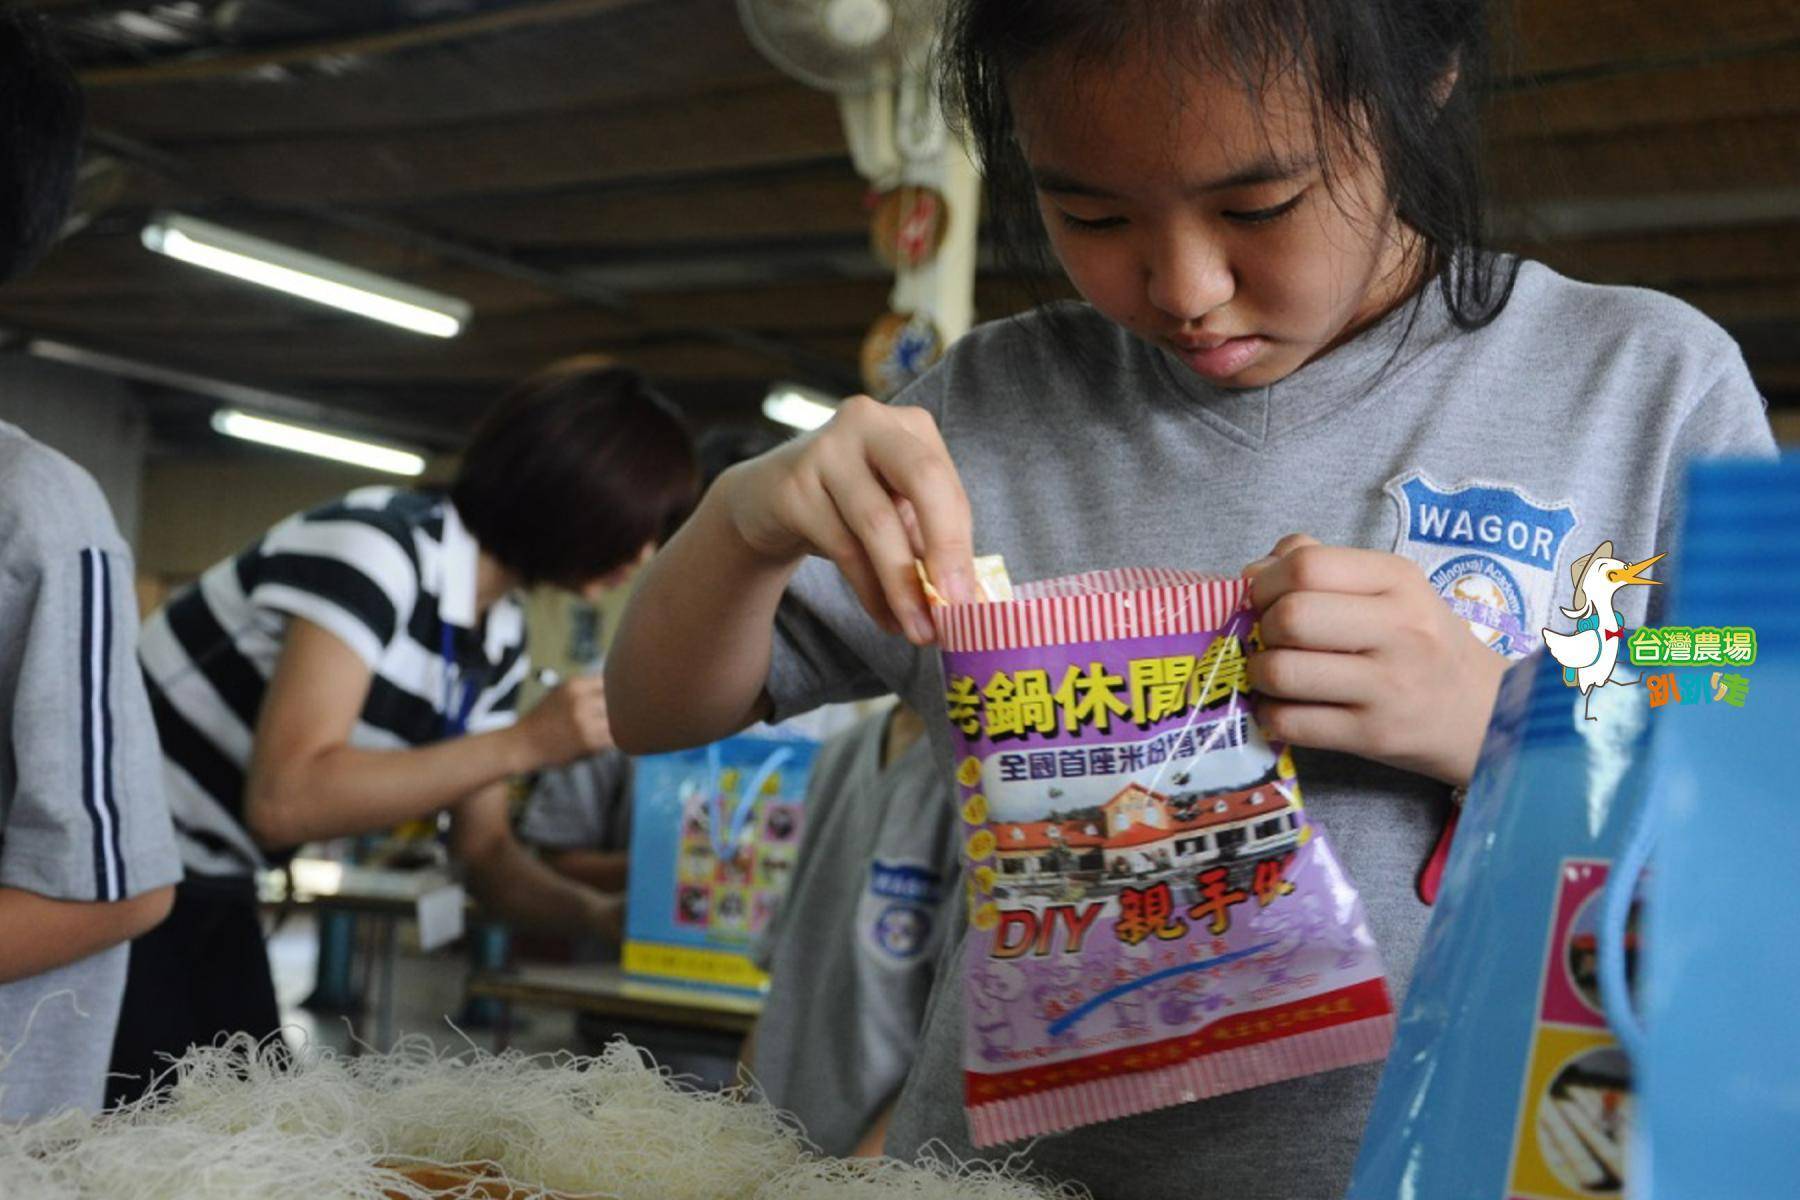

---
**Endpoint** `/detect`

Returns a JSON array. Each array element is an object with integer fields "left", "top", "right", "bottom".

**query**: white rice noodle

[{"left": 0, "top": 1035, "right": 1088, "bottom": 1200}]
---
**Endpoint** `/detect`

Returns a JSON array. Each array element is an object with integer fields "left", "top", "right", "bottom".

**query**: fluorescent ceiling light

[
  {"left": 211, "top": 408, "right": 427, "bottom": 476},
  {"left": 762, "top": 383, "right": 839, "bottom": 431},
  {"left": 142, "top": 212, "right": 470, "bottom": 338}
]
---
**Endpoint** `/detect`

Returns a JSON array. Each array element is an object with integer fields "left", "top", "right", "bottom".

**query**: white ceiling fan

[{"left": 738, "top": 0, "right": 981, "bottom": 398}]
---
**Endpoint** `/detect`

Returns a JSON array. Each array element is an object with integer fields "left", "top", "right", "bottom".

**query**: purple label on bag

[{"left": 943, "top": 601, "right": 1393, "bottom": 1146}]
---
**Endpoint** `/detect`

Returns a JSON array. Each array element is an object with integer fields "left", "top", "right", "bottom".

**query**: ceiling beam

[
  {"left": 1493, "top": 48, "right": 1800, "bottom": 140},
  {"left": 1518, "top": 222, "right": 1800, "bottom": 288},
  {"left": 396, "top": 161, "right": 869, "bottom": 250},
  {"left": 71, "top": 0, "right": 660, "bottom": 88},
  {"left": 74, "top": 0, "right": 779, "bottom": 142},
  {"left": 118, "top": 81, "right": 845, "bottom": 208},
  {"left": 1662, "top": 280, "right": 1800, "bottom": 325},
  {"left": 1505, "top": 0, "right": 1800, "bottom": 79},
  {"left": 102, "top": 333, "right": 872, "bottom": 386},
  {"left": 1490, "top": 114, "right": 1800, "bottom": 203},
  {"left": 1497, "top": 188, "right": 1800, "bottom": 240}
]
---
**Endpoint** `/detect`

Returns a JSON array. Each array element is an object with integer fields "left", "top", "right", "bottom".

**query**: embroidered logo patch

[
  {"left": 1386, "top": 471, "right": 1579, "bottom": 659},
  {"left": 863, "top": 859, "right": 942, "bottom": 961}
]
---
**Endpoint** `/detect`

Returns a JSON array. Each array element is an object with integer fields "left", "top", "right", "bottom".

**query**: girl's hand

[
  {"left": 1243, "top": 533, "right": 1508, "bottom": 787},
  {"left": 516, "top": 675, "right": 612, "bottom": 768},
  {"left": 715, "top": 394, "right": 975, "bottom": 644}
]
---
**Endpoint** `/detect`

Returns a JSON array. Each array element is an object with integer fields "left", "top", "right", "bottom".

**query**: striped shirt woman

[{"left": 109, "top": 361, "right": 696, "bottom": 1102}]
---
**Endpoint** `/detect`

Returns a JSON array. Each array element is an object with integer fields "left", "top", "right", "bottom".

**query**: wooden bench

[{"left": 465, "top": 962, "right": 761, "bottom": 1049}]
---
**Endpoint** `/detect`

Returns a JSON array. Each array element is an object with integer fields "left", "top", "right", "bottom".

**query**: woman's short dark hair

[
  {"left": 452, "top": 358, "right": 697, "bottom": 590},
  {"left": 940, "top": 0, "right": 1520, "bottom": 334},
  {"left": 0, "top": 11, "right": 84, "bottom": 283}
]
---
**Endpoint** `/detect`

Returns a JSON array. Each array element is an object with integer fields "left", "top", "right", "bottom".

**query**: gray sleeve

[
  {"left": 1647, "top": 346, "right": 1777, "bottom": 624},
  {"left": 0, "top": 442, "right": 180, "bottom": 902},
  {"left": 765, "top": 562, "right": 897, "bottom": 721},
  {"left": 517, "top": 750, "right": 633, "bottom": 852}
]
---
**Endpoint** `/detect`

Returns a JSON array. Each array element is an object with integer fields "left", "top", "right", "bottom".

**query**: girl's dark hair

[
  {"left": 452, "top": 358, "right": 697, "bottom": 589},
  {"left": 0, "top": 11, "right": 84, "bottom": 283},
  {"left": 940, "top": 0, "right": 1520, "bottom": 333}
]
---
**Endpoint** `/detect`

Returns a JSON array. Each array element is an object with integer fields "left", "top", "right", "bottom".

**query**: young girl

[{"left": 607, "top": 2, "right": 1774, "bottom": 1195}]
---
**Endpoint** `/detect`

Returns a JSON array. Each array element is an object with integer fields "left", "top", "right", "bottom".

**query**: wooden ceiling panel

[
  {"left": 1661, "top": 280, "right": 1800, "bottom": 327},
  {"left": 133, "top": 82, "right": 847, "bottom": 207},
  {"left": 77, "top": 0, "right": 780, "bottom": 141},
  {"left": 12, "top": 0, "right": 1795, "bottom": 443},
  {"left": 1508, "top": 0, "right": 1800, "bottom": 77},
  {"left": 1491, "top": 114, "right": 1800, "bottom": 202},
  {"left": 1493, "top": 51, "right": 1800, "bottom": 141},
  {"left": 396, "top": 163, "right": 870, "bottom": 250},
  {"left": 1525, "top": 223, "right": 1800, "bottom": 290},
  {"left": 62, "top": 329, "right": 868, "bottom": 386}
]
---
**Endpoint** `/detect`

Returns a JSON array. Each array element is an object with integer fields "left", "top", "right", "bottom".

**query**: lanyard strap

[{"left": 439, "top": 623, "right": 481, "bottom": 739}]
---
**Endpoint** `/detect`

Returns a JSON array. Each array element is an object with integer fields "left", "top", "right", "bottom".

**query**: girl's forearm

[
  {"left": 0, "top": 886, "right": 174, "bottom": 984},
  {"left": 606, "top": 486, "right": 797, "bottom": 752}
]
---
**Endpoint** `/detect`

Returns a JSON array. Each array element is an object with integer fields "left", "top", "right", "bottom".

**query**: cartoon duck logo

[{"left": 1540, "top": 541, "right": 1664, "bottom": 720}]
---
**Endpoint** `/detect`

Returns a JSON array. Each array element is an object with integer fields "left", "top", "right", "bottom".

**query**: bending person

[{"left": 109, "top": 359, "right": 696, "bottom": 1103}]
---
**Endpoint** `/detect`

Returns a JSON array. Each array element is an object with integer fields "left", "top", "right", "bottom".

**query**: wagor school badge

[{"left": 1386, "top": 471, "right": 1579, "bottom": 659}]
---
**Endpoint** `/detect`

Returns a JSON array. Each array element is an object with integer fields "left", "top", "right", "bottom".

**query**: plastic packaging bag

[
  {"left": 1619, "top": 454, "right": 1800, "bottom": 1197},
  {"left": 1352, "top": 456, "right": 1800, "bottom": 1200},
  {"left": 1348, "top": 645, "right": 1654, "bottom": 1197},
  {"left": 932, "top": 568, "right": 1393, "bottom": 1146}
]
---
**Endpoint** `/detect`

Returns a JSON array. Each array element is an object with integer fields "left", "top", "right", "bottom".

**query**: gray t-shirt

[
  {"left": 518, "top": 750, "right": 634, "bottom": 854},
  {"left": 749, "top": 710, "right": 958, "bottom": 1156},
  {"left": 517, "top": 750, "right": 633, "bottom": 968},
  {"left": 762, "top": 263, "right": 1775, "bottom": 1198},
  {"left": 0, "top": 423, "right": 182, "bottom": 1121}
]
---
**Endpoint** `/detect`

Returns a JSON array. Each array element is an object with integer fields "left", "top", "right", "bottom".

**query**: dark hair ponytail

[
  {"left": 940, "top": 0, "right": 1520, "bottom": 333},
  {"left": 0, "top": 10, "right": 85, "bottom": 283}
]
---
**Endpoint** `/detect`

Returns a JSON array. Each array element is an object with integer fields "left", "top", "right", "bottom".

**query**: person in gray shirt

[
  {"left": 0, "top": 430, "right": 183, "bottom": 1122},
  {"left": 519, "top": 748, "right": 634, "bottom": 897},
  {"left": 744, "top": 704, "right": 958, "bottom": 1157},
  {"left": 0, "top": 10, "right": 182, "bottom": 1122},
  {"left": 605, "top": 1, "right": 1776, "bottom": 1194},
  {"left": 748, "top": 273, "right": 1770, "bottom": 1199}
]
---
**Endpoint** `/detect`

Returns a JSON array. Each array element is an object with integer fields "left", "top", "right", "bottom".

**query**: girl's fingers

[
  {"left": 1245, "top": 647, "right": 1377, "bottom": 706},
  {"left": 788, "top": 470, "right": 903, "bottom": 636},
  {"left": 1242, "top": 532, "right": 1320, "bottom": 580},
  {"left": 831, "top": 541, "right": 903, "bottom": 638},
  {"left": 1255, "top": 591, "right": 1391, "bottom": 654},
  {"left": 874, "top": 406, "right": 976, "bottom": 603},
  {"left": 1252, "top": 698, "right": 1365, "bottom": 755},
  {"left": 1249, "top": 543, "right": 1417, "bottom": 608},
  {"left": 1269, "top": 532, "right": 1321, "bottom": 558},
  {"left": 895, "top": 496, "right": 927, "bottom": 558},
  {"left": 817, "top": 449, "right": 938, "bottom": 643}
]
